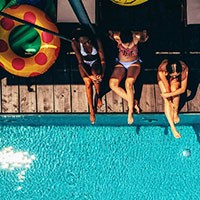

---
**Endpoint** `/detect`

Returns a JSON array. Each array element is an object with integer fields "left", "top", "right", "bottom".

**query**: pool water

[{"left": 0, "top": 114, "right": 200, "bottom": 200}]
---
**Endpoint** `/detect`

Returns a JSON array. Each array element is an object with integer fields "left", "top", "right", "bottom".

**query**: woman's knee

[
  {"left": 84, "top": 79, "right": 92, "bottom": 88},
  {"left": 171, "top": 85, "right": 179, "bottom": 92},
  {"left": 125, "top": 79, "right": 134, "bottom": 91},
  {"left": 170, "top": 81, "right": 180, "bottom": 92},
  {"left": 109, "top": 79, "right": 118, "bottom": 90}
]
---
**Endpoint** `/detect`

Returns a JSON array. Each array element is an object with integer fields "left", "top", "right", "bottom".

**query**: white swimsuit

[
  {"left": 80, "top": 43, "right": 98, "bottom": 67},
  {"left": 83, "top": 59, "right": 98, "bottom": 67},
  {"left": 80, "top": 43, "right": 98, "bottom": 56},
  {"left": 116, "top": 58, "right": 142, "bottom": 69}
]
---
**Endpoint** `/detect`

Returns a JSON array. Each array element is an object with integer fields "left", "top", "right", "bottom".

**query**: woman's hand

[
  {"left": 96, "top": 75, "right": 102, "bottom": 82},
  {"left": 161, "top": 92, "right": 171, "bottom": 98},
  {"left": 108, "top": 30, "right": 114, "bottom": 40},
  {"left": 141, "top": 30, "right": 149, "bottom": 42},
  {"left": 89, "top": 75, "right": 102, "bottom": 84}
]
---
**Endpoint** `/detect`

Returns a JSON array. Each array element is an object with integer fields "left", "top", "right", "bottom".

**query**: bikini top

[
  {"left": 80, "top": 43, "right": 99, "bottom": 61},
  {"left": 80, "top": 43, "right": 98, "bottom": 56},
  {"left": 118, "top": 43, "right": 138, "bottom": 57}
]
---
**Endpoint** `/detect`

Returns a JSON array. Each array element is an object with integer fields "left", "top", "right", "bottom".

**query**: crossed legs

[
  {"left": 158, "top": 80, "right": 181, "bottom": 138},
  {"left": 170, "top": 83, "right": 180, "bottom": 124},
  {"left": 163, "top": 98, "right": 181, "bottom": 138},
  {"left": 109, "top": 64, "right": 141, "bottom": 124}
]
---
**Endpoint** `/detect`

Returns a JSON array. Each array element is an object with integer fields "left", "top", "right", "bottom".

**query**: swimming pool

[{"left": 0, "top": 114, "right": 200, "bottom": 200}]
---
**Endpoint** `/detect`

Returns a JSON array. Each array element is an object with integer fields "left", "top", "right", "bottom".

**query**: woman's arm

[
  {"left": 133, "top": 30, "right": 149, "bottom": 44},
  {"left": 71, "top": 38, "right": 83, "bottom": 65},
  {"left": 158, "top": 71, "right": 171, "bottom": 93},
  {"left": 71, "top": 38, "right": 90, "bottom": 77},
  {"left": 161, "top": 66, "right": 188, "bottom": 98},
  {"left": 96, "top": 39, "right": 106, "bottom": 77},
  {"left": 108, "top": 30, "right": 121, "bottom": 43},
  {"left": 158, "top": 60, "right": 171, "bottom": 92}
]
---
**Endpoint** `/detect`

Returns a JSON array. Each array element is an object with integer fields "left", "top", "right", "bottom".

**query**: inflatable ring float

[
  {"left": 0, "top": 4, "right": 60, "bottom": 77},
  {"left": 110, "top": 0, "right": 149, "bottom": 6}
]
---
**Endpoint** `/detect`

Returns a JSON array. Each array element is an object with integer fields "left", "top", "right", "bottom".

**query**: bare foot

[
  {"left": 172, "top": 130, "right": 181, "bottom": 139},
  {"left": 97, "top": 98, "right": 102, "bottom": 108},
  {"left": 128, "top": 111, "right": 134, "bottom": 125},
  {"left": 174, "top": 113, "right": 180, "bottom": 124},
  {"left": 134, "top": 104, "right": 142, "bottom": 114},
  {"left": 90, "top": 110, "right": 95, "bottom": 124},
  {"left": 94, "top": 94, "right": 102, "bottom": 109}
]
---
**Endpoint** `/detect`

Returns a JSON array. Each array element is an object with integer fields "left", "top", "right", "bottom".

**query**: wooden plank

[
  {"left": 71, "top": 85, "right": 88, "bottom": 112},
  {"left": 140, "top": 84, "right": 156, "bottom": 112},
  {"left": 1, "top": 78, "right": 19, "bottom": 113},
  {"left": 187, "top": 84, "right": 200, "bottom": 112},
  {"left": 54, "top": 84, "right": 71, "bottom": 112},
  {"left": 179, "top": 91, "right": 188, "bottom": 113},
  {"left": 180, "top": 102, "right": 188, "bottom": 112},
  {"left": 19, "top": 85, "right": 37, "bottom": 113},
  {"left": 123, "top": 99, "right": 128, "bottom": 113},
  {"left": 37, "top": 85, "right": 54, "bottom": 112},
  {"left": 105, "top": 90, "right": 123, "bottom": 113}
]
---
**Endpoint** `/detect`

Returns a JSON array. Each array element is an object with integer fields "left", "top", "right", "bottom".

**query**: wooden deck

[{"left": 0, "top": 53, "right": 199, "bottom": 114}]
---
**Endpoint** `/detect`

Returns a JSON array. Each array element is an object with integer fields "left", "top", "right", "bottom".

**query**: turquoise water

[{"left": 0, "top": 114, "right": 200, "bottom": 200}]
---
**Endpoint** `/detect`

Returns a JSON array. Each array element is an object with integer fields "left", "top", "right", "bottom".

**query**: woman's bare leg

[
  {"left": 164, "top": 99, "right": 181, "bottom": 138},
  {"left": 172, "top": 95, "right": 180, "bottom": 124},
  {"left": 109, "top": 66, "right": 128, "bottom": 100},
  {"left": 125, "top": 78, "right": 134, "bottom": 124},
  {"left": 134, "top": 99, "right": 142, "bottom": 113},
  {"left": 91, "top": 62, "right": 103, "bottom": 108},
  {"left": 126, "top": 64, "right": 141, "bottom": 124},
  {"left": 158, "top": 81, "right": 181, "bottom": 138},
  {"left": 109, "top": 78, "right": 128, "bottom": 100},
  {"left": 83, "top": 77, "right": 95, "bottom": 124},
  {"left": 170, "top": 82, "right": 181, "bottom": 124},
  {"left": 93, "top": 82, "right": 102, "bottom": 108}
]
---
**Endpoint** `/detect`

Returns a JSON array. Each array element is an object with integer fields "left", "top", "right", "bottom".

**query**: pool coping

[{"left": 0, "top": 113, "right": 199, "bottom": 126}]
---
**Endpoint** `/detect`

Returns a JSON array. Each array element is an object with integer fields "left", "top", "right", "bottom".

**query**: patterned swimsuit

[{"left": 117, "top": 43, "right": 141, "bottom": 69}]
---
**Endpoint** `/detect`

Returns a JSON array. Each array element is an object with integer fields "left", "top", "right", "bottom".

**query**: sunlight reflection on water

[{"left": 0, "top": 146, "right": 36, "bottom": 190}]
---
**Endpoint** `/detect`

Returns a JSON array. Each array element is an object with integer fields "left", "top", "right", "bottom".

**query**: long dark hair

[
  {"left": 166, "top": 59, "right": 182, "bottom": 81},
  {"left": 72, "top": 25, "right": 98, "bottom": 49},
  {"left": 120, "top": 29, "right": 132, "bottom": 44}
]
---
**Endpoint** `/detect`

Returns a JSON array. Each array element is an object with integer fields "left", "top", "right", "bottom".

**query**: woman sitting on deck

[
  {"left": 157, "top": 58, "right": 188, "bottom": 138},
  {"left": 71, "top": 27, "right": 106, "bottom": 124},
  {"left": 108, "top": 29, "right": 148, "bottom": 124}
]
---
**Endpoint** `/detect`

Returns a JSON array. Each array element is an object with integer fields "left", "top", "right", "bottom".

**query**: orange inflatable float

[{"left": 0, "top": 4, "right": 60, "bottom": 77}]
